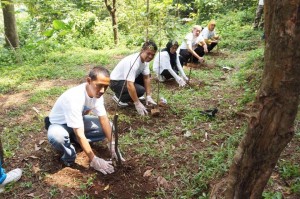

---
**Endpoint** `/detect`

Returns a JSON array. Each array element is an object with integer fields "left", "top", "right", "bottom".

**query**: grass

[
  {"left": 1, "top": 10, "right": 299, "bottom": 199},
  {"left": 0, "top": 47, "right": 133, "bottom": 94}
]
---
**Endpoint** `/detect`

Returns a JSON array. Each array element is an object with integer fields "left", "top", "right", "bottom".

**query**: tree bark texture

[
  {"left": 1, "top": 0, "right": 19, "bottom": 48},
  {"left": 104, "top": 0, "right": 119, "bottom": 45},
  {"left": 211, "top": 0, "right": 300, "bottom": 198}
]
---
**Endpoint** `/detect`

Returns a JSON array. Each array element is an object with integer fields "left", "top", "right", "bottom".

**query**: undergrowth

[{"left": 1, "top": 8, "right": 298, "bottom": 199}]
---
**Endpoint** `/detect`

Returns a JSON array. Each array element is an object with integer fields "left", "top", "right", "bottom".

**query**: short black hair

[
  {"left": 88, "top": 66, "right": 110, "bottom": 81},
  {"left": 142, "top": 40, "right": 158, "bottom": 51}
]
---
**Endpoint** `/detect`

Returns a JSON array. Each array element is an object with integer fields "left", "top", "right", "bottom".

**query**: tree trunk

[
  {"left": 111, "top": 9, "right": 118, "bottom": 45},
  {"left": 1, "top": 0, "right": 19, "bottom": 48},
  {"left": 0, "top": 138, "right": 3, "bottom": 164},
  {"left": 211, "top": 0, "right": 300, "bottom": 198},
  {"left": 104, "top": 0, "right": 119, "bottom": 45}
]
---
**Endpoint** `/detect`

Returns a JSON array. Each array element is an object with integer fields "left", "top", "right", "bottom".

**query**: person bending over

[
  {"left": 179, "top": 25, "right": 208, "bottom": 66},
  {"left": 110, "top": 40, "right": 157, "bottom": 116},
  {"left": 153, "top": 40, "right": 188, "bottom": 87},
  {"left": 201, "top": 20, "right": 221, "bottom": 52},
  {"left": 46, "top": 66, "right": 124, "bottom": 175}
]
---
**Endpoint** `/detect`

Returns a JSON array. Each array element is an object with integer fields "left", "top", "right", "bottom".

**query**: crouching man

[{"left": 46, "top": 66, "right": 124, "bottom": 175}]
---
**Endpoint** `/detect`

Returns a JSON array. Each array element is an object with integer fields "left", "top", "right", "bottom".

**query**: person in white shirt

[
  {"left": 110, "top": 40, "right": 157, "bottom": 116},
  {"left": 253, "top": 0, "right": 264, "bottom": 29},
  {"left": 179, "top": 25, "right": 208, "bottom": 66},
  {"left": 47, "top": 66, "right": 124, "bottom": 175},
  {"left": 201, "top": 20, "right": 220, "bottom": 52},
  {"left": 153, "top": 40, "right": 188, "bottom": 87}
]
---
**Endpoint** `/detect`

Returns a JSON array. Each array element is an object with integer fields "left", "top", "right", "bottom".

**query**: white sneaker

[
  {"left": 0, "top": 168, "right": 22, "bottom": 193},
  {"left": 158, "top": 75, "right": 166, "bottom": 82},
  {"left": 138, "top": 96, "right": 145, "bottom": 101},
  {"left": 112, "top": 95, "right": 128, "bottom": 107}
]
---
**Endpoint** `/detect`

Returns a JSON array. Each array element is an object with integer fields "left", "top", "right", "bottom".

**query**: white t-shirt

[
  {"left": 153, "top": 51, "right": 187, "bottom": 80},
  {"left": 153, "top": 51, "right": 179, "bottom": 73},
  {"left": 110, "top": 52, "right": 150, "bottom": 82},
  {"left": 49, "top": 83, "right": 107, "bottom": 128},
  {"left": 179, "top": 32, "right": 204, "bottom": 50},
  {"left": 259, "top": 0, "right": 264, "bottom": 5},
  {"left": 201, "top": 27, "right": 216, "bottom": 40}
]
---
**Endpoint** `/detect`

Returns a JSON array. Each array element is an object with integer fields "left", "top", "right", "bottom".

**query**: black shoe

[
  {"left": 200, "top": 108, "right": 218, "bottom": 118},
  {"left": 60, "top": 158, "right": 75, "bottom": 167},
  {"left": 44, "top": 116, "right": 51, "bottom": 130}
]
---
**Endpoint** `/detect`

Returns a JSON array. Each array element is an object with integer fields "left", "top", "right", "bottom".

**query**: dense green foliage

[{"left": 1, "top": 0, "right": 258, "bottom": 66}]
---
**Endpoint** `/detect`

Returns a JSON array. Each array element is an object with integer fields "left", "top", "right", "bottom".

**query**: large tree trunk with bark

[
  {"left": 211, "top": 0, "right": 300, "bottom": 198},
  {"left": 104, "top": 0, "right": 119, "bottom": 45},
  {"left": 1, "top": 0, "right": 19, "bottom": 48}
]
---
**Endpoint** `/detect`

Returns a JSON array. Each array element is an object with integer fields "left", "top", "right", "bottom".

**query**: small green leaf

[
  {"left": 53, "top": 20, "right": 66, "bottom": 30},
  {"left": 42, "top": 29, "right": 54, "bottom": 37},
  {"left": 58, "top": 30, "right": 69, "bottom": 36}
]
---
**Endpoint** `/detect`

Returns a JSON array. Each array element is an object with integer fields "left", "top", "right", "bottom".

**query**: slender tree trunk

[
  {"left": 104, "top": 0, "right": 119, "bottom": 45},
  {"left": 111, "top": 10, "right": 118, "bottom": 45},
  {"left": 0, "top": 138, "right": 3, "bottom": 164},
  {"left": 211, "top": 0, "right": 300, "bottom": 198},
  {"left": 1, "top": 0, "right": 19, "bottom": 48}
]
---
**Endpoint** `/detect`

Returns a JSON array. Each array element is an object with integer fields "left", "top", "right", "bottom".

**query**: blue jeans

[{"left": 47, "top": 115, "right": 106, "bottom": 163}]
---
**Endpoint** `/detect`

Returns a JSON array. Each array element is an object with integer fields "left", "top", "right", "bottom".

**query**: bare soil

[{"left": 0, "top": 52, "right": 299, "bottom": 199}]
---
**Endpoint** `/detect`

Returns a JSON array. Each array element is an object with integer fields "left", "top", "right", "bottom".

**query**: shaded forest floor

[{"left": 0, "top": 49, "right": 299, "bottom": 199}]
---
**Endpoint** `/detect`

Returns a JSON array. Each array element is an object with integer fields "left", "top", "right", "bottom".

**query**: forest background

[{"left": 0, "top": 0, "right": 299, "bottom": 198}]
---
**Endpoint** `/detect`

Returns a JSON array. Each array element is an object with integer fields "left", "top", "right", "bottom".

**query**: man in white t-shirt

[
  {"left": 179, "top": 25, "right": 208, "bottom": 66},
  {"left": 47, "top": 66, "right": 124, "bottom": 175},
  {"left": 201, "top": 20, "right": 220, "bottom": 52},
  {"left": 110, "top": 40, "right": 157, "bottom": 116},
  {"left": 253, "top": 0, "right": 264, "bottom": 29}
]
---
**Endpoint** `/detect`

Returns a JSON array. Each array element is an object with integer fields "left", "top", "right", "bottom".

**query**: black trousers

[
  {"left": 179, "top": 45, "right": 205, "bottom": 65},
  {"left": 110, "top": 74, "right": 145, "bottom": 102},
  {"left": 161, "top": 69, "right": 179, "bottom": 80},
  {"left": 208, "top": 42, "right": 218, "bottom": 52}
]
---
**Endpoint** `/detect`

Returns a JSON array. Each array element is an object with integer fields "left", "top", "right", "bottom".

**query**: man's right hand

[
  {"left": 134, "top": 101, "right": 148, "bottom": 116},
  {"left": 90, "top": 156, "right": 114, "bottom": 174}
]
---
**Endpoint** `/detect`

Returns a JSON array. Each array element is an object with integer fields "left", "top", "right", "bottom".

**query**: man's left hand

[{"left": 146, "top": 96, "right": 157, "bottom": 105}]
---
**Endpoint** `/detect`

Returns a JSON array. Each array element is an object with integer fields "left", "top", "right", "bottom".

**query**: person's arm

[
  {"left": 187, "top": 45, "right": 203, "bottom": 62},
  {"left": 163, "top": 58, "right": 182, "bottom": 81},
  {"left": 143, "top": 75, "right": 157, "bottom": 104},
  {"left": 143, "top": 74, "right": 151, "bottom": 96},
  {"left": 210, "top": 30, "right": 220, "bottom": 42},
  {"left": 212, "top": 35, "right": 220, "bottom": 41},
  {"left": 199, "top": 40, "right": 208, "bottom": 53},
  {"left": 167, "top": 68, "right": 181, "bottom": 80},
  {"left": 127, "top": 81, "right": 139, "bottom": 103},
  {"left": 176, "top": 55, "right": 188, "bottom": 80},
  {"left": 73, "top": 127, "right": 95, "bottom": 161},
  {"left": 99, "top": 115, "right": 112, "bottom": 142},
  {"left": 184, "top": 34, "right": 203, "bottom": 62},
  {"left": 167, "top": 68, "right": 186, "bottom": 87}
]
